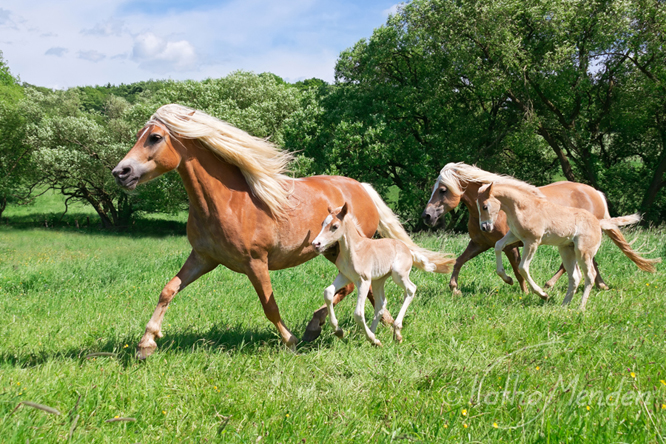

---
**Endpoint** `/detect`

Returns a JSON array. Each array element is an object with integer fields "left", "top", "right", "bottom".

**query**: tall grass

[{"left": 0, "top": 194, "right": 664, "bottom": 442}]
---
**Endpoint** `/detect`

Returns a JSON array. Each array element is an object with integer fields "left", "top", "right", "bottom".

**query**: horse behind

[
  {"left": 476, "top": 180, "right": 658, "bottom": 309},
  {"left": 312, "top": 203, "right": 422, "bottom": 345},
  {"left": 112, "top": 104, "right": 452, "bottom": 358}
]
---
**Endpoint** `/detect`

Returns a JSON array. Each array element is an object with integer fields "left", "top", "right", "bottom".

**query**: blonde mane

[
  {"left": 151, "top": 104, "right": 294, "bottom": 218},
  {"left": 436, "top": 162, "right": 545, "bottom": 199}
]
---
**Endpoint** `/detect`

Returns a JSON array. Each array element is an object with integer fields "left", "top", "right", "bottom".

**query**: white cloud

[
  {"left": 78, "top": 50, "right": 106, "bottom": 62},
  {"left": 45, "top": 47, "right": 68, "bottom": 57},
  {"left": 81, "top": 19, "right": 124, "bottom": 37},
  {"left": 132, "top": 32, "right": 197, "bottom": 73},
  {"left": 0, "top": 8, "right": 16, "bottom": 28}
]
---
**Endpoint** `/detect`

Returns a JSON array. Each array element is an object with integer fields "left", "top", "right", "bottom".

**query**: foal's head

[
  {"left": 477, "top": 183, "right": 501, "bottom": 232},
  {"left": 112, "top": 119, "right": 183, "bottom": 190},
  {"left": 312, "top": 203, "right": 349, "bottom": 253}
]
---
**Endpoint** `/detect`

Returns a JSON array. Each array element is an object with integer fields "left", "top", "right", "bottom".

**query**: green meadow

[{"left": 1, "top": 194, "right": 665, "bottom": 443}]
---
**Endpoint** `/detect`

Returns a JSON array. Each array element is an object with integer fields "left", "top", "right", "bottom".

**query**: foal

[
  {"left": 477, "top": 181, "right": 646, "bottom": 310},
  {"left": 312, "top": 203, "right": 417, "bottom": 345}
]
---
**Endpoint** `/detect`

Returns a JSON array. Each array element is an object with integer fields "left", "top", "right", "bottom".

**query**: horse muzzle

[
  {"left": 112, "top": 160, "right": 141, "bottom": 190},
  {"left": 421, "top": 206, "right": 443, "bottom": 227},
  {"left": 480, "top": 221, "right": 493, "bottom": 232}
]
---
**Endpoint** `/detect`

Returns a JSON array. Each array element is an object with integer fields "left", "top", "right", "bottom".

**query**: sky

[{"left": 0, "top": 0, "right": 403, "bottom": 89}]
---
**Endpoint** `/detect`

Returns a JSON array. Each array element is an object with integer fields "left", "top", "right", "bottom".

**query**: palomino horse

[
  {"left": 423, "top": 163, "right": 622, "bottom": 295},
  {"left": 312, "top": 203, "right": 430, "bottom": 345},
  {"left": 476, "top": 181, "right": 658, "bottom": 309},
  {"left": 112, "top": 104, "right": 452, "bottom": 358}
]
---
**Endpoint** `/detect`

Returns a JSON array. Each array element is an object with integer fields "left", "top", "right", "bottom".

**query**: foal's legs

[
  {"left": 544, "top": 264, "right": 566, "bottom": 289},
  {"left": 354, "top": 280, "right": 381, "bottom": 346},
  {"left": 369, "top": 278, "right": 388, "bottom": 333},
  {"left": 450, "top": 240, "right": 489, "bottom": 295},
  {"left": 546, "top": 259, "right": 608, "bottom": 290},
  {"left": 246, "top": 260, "right": 298, "bottom": 350},
  {"left": 504, "top": 245, "right": 528, "bottom": 293},
  {"left": 558, "top": 246, "right": 579, "bottom": 306},
  {"left": 391, "top": 270, "right": 417, "bottom": 343},
  {"left": 323, "top": 273, "right": 351, "bottom": 338},
  {"left": 494, "top": 231, "right": 520, "bottom": 285},
  {"left": 577, "top": 251, "right": 597, "bottom": 311},
  {"left": 137, "top": 250, "right": 217, "bottom": 359},
  {"left": 518, "top": 241, "right": 549, "bottom": 300}
]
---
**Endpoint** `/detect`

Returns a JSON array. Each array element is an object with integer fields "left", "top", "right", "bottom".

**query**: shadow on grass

[
  {"left": 1, "top": 211, "right": 187, "bottom": 238},
  {"left": 0, "top": 323, "right": 290, "bottom": 369}
]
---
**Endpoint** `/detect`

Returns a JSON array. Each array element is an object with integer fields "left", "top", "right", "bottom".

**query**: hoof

[
  {"left": 538, "top": 292, "right": 550, "bottom": 301},
  {"left": 285, "top": 335, "right": 299, "bottom": 351},
  {"left": 596, "top": 283, "right": 609, "bottom": 291},
  {"left": 543, "top": 281, "right": 555, "bottom": 289},
  {"left": 373, "top": 339, "right": 383, "bottom": 347},
  {"left": 381, "top": 311, "right": 394, "bottom": 326},
  {"left": 451, "top": 287, "right": 462, "bottom": 296},
  {"left": 136, "top": 339, "right": 157, "bottom": 360},
  {"left": 393, "top": 330, "right": 403, "bottom": 343},
  {"left": 302, "top": 320, "right": 323, "bottom": 343},
  {"left": 334, "top": 328, "right": 344, "bottom": 339},
  {"left": 498, "top": 274, "right": 514, "bottom": 285}
]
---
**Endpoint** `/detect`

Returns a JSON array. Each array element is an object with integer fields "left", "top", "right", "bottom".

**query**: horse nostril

[{"left": 113, "top": 165, "right": 133, "bottom": 179}]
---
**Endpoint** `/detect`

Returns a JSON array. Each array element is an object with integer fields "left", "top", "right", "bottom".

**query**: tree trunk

[
  {"left": 640, "top": 127, "right": 666, "bottom": 216},
  {"left": 0, "top": 196, "right": 6, "bottom": 219}
]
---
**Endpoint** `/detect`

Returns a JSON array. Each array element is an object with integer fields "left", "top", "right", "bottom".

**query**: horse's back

[{"left": 539, "top": 181, "right": 608, "bottom": 219}]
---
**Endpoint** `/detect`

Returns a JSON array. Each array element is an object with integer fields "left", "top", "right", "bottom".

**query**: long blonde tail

[
  {"left": 599, "top": 214, "right": 660, "bottom": 272},
  {"left": 361, "top": 183, "right": 454, "bottom": 273}
]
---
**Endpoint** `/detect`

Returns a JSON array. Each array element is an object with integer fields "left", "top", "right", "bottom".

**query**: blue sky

[{"left": 0, "top": 0, "right": 403, "bottom": 89}]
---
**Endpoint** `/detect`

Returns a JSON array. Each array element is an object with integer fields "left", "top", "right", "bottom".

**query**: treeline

[{"left": 1, "top": 0, "right": 665, "bottom": 230}]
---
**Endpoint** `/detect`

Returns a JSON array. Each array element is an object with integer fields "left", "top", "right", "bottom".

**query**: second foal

[{"left": 312, "top": 203, "right": 417, "bottom": 345}]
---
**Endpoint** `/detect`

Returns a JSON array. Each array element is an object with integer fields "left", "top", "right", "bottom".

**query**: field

[{"left": 1, "top": 194, "right": 665, "bottom": 443}]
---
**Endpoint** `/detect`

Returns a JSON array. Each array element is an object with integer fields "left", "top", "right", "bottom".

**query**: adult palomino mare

[
  {"left": 421, "top": 163, "right": 653, "bottom": 295},
  {"left": 476, "top": 180, "right": 659, "bottom": 309},
  {"left": 312, "top": 203, "right": 432, "bottom": 346},
  {"left": 112, "top": 104, "right": 453, "bottom": 358}
]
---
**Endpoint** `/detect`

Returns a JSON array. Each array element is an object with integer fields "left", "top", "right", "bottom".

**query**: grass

[{"left": 0, "top": 193, "right": 665, "bottom": 442}]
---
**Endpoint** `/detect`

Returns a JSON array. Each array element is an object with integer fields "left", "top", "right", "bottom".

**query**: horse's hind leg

[
  {"left": 137, "top": 250, "right": 217, "bottom": 360},
  {"left": 391, "top": 270, "right": 417, "bottom": 343},
  {"left": 577, "top": 251, "right": 597, "bottom": 311},
  {"left": 559, "top": 246, "right": 579, "bottom": 306},
  {"left": 324, "top": 273, "right": 351, "bottom": 339},
  {"left": 370, "top": 278, "right": 388, "bottom": 334},
  {"left": 544, "top": 264, "right": 566, "bottom": 289},
  {"left": 246, "top": 260, "right": 298, "bottom": 350},
  {"left": 494, "top": 231, "right": 520, "bottom": 285},
  {"left": 593, "top": 259, "right": 609, "bottom": 290}
]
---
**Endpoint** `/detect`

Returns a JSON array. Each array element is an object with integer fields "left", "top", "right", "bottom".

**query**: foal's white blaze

[
  {"left": 322, "top": 214, "right": 333, "bottom": 227},
  {"left": 428, "top": 177, "right": 442, "bottom": 201}
]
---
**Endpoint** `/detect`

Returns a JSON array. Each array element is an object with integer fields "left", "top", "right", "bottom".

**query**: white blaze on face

[
  {"left": 313, "top": 214, "right": 334, "bottom": 248},
  {"left": 477, "top": 200, "right": 494, "bottom": 227},
  {"left": 429, "top": 177, "right": 442, "bottom": 201}
]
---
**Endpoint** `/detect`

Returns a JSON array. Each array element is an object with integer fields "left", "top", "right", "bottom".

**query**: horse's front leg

[
  {"left": 518, "top": 241, "right": 549, "bottom": 300},
  {"left": 494, "top": 231, "right": 520, "bottom": 285},
  {"left": 246, "top": 260, "right": 298, "bottom": 350},
  {"left": 353, "top": 280, "right": 381, "bottom": 346},
  {"left": 504, "top": 246, "right": 528, "bottom": 293},
  {"left": 324, "top": 273, "right": 351, "bottom": 339},
  {"left": 137, "top": 250, "right": 217, "bottom": 360},
  {"left": 450, "top": 240, "right": 489, "bottom": 295}
]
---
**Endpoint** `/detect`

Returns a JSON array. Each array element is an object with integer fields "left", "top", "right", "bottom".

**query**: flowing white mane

[
  {"left": 435, "top": 162, "right": 545, "bottom": 199},
  {"left": 151, "top": 104, "right": 294, "bottom": 218}
]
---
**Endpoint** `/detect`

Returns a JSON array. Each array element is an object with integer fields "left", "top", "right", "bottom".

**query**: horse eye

[
  {"left": 483, "top": 205, "right": 488, "bottom": 210},
  {"left": 439, "top": 188, "right": 447, "bottom": 194},
  {"left": 331, "top": 224, "right": 339, "bottom": 231},
  {"left": 149, "top": 134, "right": 162, "bottom": 143}
]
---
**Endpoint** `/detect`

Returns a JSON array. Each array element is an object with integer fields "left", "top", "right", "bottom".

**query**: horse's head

[
  {"left": 476, "top": 183, "right": 500, "bottom": 232},
  {"left": 312, "top": 203, "right": 349, "bottom": 253},
  {"left": 112, "top": 120, "right": 182, "bottom": 190},
  {"left": 422, "top": 178, "right": 462, "bottom": 227}
]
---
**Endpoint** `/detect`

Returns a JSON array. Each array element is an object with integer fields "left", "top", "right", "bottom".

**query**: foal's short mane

[
  {"left": 437, "top": 162, "right": 545, "bottom": 199},
  {"left": 151, "top": 104, "right": 295, "bottom": 218}
]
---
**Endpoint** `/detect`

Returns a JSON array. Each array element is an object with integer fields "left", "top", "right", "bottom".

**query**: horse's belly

[{"left": 541, "top": 230, "right": 574, "bottom": 247}]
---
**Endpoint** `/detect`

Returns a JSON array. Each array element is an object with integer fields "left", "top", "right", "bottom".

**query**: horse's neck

[
  {"left": 338, "top": 221, "right": 365, "bottom": 270},
  {"left": 460, "top": 181, "right": 481, "bottom": 217},
  {"left": 494, "top": 186, "right": 530, "bottom": 219},
  {"left": 176, "top": 140, "right": 250, "bottom": 218}
]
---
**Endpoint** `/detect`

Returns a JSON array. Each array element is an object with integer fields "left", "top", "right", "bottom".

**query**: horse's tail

[
  {"left": 361, "top": 183, "right": 455, "bottom": 273},
  {"left": 599, "top": 214, "right": 660, "bottom": 272}
]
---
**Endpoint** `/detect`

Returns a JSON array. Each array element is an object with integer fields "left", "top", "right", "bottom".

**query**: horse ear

[{"left": 339, "top": 202, "right": 349, "bottom": 219}]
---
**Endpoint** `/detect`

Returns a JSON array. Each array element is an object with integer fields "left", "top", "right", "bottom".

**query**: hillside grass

[{"left": 0, "top": 194, "right": 665, "bottom": 443}]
